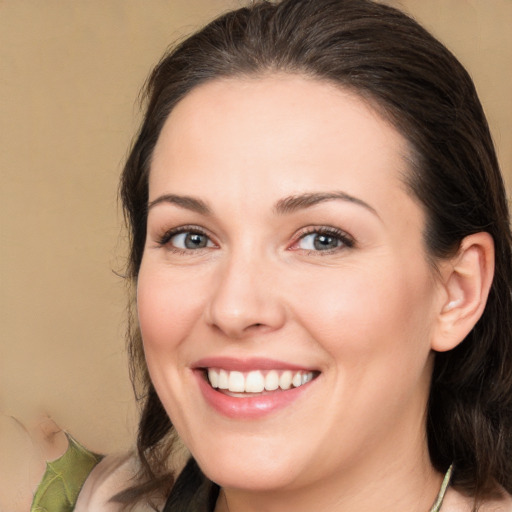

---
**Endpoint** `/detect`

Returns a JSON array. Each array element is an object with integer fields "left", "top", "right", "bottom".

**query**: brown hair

[{"left": 117, "top": 0, "right": 512, "bottom": 508}]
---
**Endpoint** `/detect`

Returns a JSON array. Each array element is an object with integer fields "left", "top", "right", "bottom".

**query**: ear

[{"left": 431, "top": 232, "right": 495, "bottom": 352}]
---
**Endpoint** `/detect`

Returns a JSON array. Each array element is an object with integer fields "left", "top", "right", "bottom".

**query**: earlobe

[{"left": 431, "top": 232, "right": 495, "bottom": 353}]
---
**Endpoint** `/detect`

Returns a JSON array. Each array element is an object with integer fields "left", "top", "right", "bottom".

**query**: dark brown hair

[{"left": 117, "top": 0, "right": 512, "bottom": 509}]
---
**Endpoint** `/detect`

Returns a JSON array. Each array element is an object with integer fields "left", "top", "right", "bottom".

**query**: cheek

[
  {"left": 292, "top": 258, "right": 437, "bottom": 365},
  {"left": 136, "top": 261, "right": 210, "bottom": 423},
  {"left": 291, "top": 260, "right": 437, "bottom": 444},
  {"left": 136, "top": 262, "right": 206, "bottom": 356}
]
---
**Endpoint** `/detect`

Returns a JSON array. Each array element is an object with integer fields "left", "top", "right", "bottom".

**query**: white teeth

[
  {"left": 229, "top": 371, "right": 245, "bottom": 392},
  {"left": 206, "top": 368, "right": 315, "bottom": 393},
  {"left": 292, "top": 372, "right": 303, "bottom": 388},
  {"left": 279, "top": 370, "right": 293, "bottom": 390},
  {"left": 245, "top": 371, "right": 265, "bottom": 393},
  {"left": 218, "top": 369, "right": 229, "bottom": 389},
  {"left": 265, "top": 370, "right": 279, "bottom": 391},
  {"left": 208, "top": 368, "right": 219, "bottom": 388}
]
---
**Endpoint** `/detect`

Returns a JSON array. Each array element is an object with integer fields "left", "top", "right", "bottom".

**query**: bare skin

[{"left": 0, "top": 415, "right": 68, "bottom": 512}]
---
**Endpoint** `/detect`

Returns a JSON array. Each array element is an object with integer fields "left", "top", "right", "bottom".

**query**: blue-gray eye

[
  {"left": 170, "top": 232, "right": 213, "bottom": 249},
  {"left": 298, "top": 232, "right": 343, "bottom": 251}
]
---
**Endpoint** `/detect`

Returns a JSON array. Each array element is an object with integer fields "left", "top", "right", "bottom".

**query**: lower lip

[{"left": 195, "top": 371, "right": 314, "bottom": 419}]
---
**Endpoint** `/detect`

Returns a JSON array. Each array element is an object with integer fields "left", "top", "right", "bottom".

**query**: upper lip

[{"left": 192, "top": 357, "right": 318, "bottom": 372}]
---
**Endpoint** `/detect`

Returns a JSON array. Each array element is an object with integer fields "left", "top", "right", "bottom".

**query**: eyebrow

[
  {"left": 274, "top": 191, "right": 379, "bottom": 217},
  {"left": 147, "top": 194, "right": 212, "bottom": 215},
  {"left": 147, "top": 190, "right": 378, "bottom": 218}
]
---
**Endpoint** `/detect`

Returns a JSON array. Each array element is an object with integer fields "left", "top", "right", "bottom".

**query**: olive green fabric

[{"left": 31, "top": 435, "right": 103, "bottom": 512}]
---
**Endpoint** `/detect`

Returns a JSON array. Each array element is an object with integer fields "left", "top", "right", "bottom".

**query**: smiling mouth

[{"left": 204, "top": 368, "right": 319, "bottom": 395}]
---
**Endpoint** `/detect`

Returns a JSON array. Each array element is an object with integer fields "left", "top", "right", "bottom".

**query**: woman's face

[{"left": 138, "top": 75, "right": 444, "bottom": 492}]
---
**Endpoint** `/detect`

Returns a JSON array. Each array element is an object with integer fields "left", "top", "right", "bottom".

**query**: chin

[
  {"left": 190, "top": 435, "right": 306, "bottom": 492},
  {"left": 201, "top": 459, "right": 300, "bottom": 492}
]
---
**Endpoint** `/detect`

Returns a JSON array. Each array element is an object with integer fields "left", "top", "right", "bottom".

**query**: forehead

[{"left": 149, "top": 74, "right": 415, "bottom": 219}]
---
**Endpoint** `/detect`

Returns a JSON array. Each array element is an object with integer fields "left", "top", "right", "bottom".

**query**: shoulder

[
  {"left": 0, "top": 414, "right": 71, "bottom": 512},
  {"left": 479, "top": 490, "right": 512, "bottom": 512},
  {"left": 76, "top": 444, "right": 190, "bottom": 512},
  {"left": 0, "top": 415, "right": 43, "bottom": 511},
  {"left": 74, "top": 453, "right": 158, "bottom": 512}
]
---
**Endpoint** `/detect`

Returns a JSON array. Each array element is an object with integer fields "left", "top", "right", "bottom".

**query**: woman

[{"left": 79, "top": 0, "right": 511, "bottom": 510}]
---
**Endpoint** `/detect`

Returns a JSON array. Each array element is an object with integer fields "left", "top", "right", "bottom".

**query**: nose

[{"left": 205, "top": 251, "right": 286, "bottom": 339}]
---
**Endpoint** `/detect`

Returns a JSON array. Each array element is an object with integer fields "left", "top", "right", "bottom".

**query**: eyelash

[
  {"left": 155, "top": 225, "right": 355, "bottom": 255},
  {"left": 156, "top": 225, "right": 215, "bottom": 255}
]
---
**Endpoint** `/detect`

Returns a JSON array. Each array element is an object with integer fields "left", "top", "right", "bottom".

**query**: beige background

[{"left": 1, "top": 0, "right": 511, "bottom": 455}]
